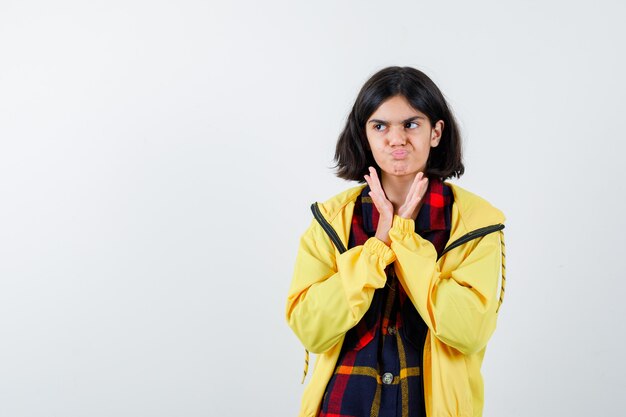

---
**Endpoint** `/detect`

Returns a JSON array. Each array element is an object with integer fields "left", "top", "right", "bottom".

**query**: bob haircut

[{"left": 334, "top": 66, "right": 464, "bottom": 182}]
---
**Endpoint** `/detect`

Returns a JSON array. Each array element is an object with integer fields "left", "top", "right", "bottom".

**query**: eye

[
  {"left": 405, "top": 121, "right": 418, "bottom": 129},
  {"left": 373, "top": 123, "right": 386, "bottom": 132}
]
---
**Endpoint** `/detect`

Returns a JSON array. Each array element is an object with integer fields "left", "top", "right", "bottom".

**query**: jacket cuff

[
  {"left": 363, "top": 237, "right": 396, "bottom": 265},
  {"left": 391, "top": 215, "right": 415, "bottom": 236}
]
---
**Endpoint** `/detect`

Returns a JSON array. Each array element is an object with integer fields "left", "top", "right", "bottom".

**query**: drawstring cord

[
  {"left": 496, "top": 229, "right": 506, "bottom": 313},
  {"left": 301, "top": 349, "right": 309, "bottom": 384}
]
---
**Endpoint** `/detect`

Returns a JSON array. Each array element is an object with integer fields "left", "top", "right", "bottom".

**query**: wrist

[{"left": 375, "top": 232, "right": 391, "bottom": 246}]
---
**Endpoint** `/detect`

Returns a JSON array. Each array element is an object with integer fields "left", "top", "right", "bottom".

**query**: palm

[{"left": 397, "top": 172, "right": 429, "bottom": 219}]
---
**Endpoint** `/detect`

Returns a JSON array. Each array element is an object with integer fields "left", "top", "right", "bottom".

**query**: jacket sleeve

[
  {"left": 286, "top": 218, "right": 396, "bottom": 354},
  {"left": 389, "top": 215, "right": 503, "bottom": 355}
]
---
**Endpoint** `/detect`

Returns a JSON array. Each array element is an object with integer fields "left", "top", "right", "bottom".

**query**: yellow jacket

[{"left": 286, "top": 182, "right": 506, "bottom": 417}]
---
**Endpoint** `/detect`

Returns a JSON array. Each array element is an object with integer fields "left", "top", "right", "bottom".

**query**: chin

[{"left": 383, "top": 163, "right": 422, "bottom": 177}]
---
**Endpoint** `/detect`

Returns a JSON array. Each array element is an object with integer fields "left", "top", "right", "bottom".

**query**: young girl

[{"left": 286, "top": 66, "right": 506, "bottom": 417}]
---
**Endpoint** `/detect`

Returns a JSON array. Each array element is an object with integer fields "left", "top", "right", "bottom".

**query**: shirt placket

[{"left": 378, "top": 266, "right": 401, "bottom": 416}]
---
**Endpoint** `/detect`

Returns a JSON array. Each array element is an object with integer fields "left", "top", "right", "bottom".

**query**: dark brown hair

[{"left": 333, "top": 66, "right": 464, "bottom": 182}]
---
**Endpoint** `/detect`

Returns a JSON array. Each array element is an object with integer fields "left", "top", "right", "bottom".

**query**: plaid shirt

[{"left": 319, "top": 178, "right": 454, "bottom": 417}]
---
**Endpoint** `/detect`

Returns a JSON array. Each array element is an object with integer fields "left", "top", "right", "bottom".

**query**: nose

[{"left": 387, "top": 125, "right": 407, "bottom": 146}]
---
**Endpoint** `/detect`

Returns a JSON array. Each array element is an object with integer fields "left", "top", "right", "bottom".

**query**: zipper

[
  {"left": 310, "top": 202, "right": 347, "bottom": 254},
  {"left": 437, "top": 223, "right": 505, "bottom": 260}
]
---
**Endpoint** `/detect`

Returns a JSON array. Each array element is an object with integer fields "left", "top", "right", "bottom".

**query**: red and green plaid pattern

[{"left": 319, "top": 178, "right": 453, "bottom": 417}]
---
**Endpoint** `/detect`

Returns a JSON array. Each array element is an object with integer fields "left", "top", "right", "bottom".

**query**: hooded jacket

[{"left": 286, "top": 182, "right": 506, "bottom": 417}]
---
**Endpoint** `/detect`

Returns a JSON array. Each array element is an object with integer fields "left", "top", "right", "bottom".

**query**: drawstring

[
  {"left": 301, "top": 349, "right": 309, "bottom": 384},
  {"left": 496, "top": 229, "right": 506, "bottom": 313}
]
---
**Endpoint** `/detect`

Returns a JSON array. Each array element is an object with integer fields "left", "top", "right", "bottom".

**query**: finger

[
  {"left": 368, "top": 191, "right": 386, "bottom": 214},
  {"left": 418, "top": 177, "right": 429, "bottom": 199},
  {"left": 414, "top": 175, "right": 428, "bottom": 198},
  {"left": 399, "top": 176, "right": 428, "bottom": 218},
  {"left": 364, "top": 174, "right": 378, "bottom": 194},
  {"left": 367, "top": 167, "right": 378, "bottom": 187},
  {"left": 364, "top": 175, "right": 384, "bottom": 203},
  {"left": 402, "top": 173, "right": 423, "bottom": 206},
  {"left": 368, "top": 167, "right": 385, "bottom": 196},
  {"left": 406, "top": 172, "right": 423, "bottom": 199},
  {"left": 365, "top": 167, "right": 394, "bottom": 215},
  {"left": 368, "top": 186, "right": 385, "bottom": 204},
  {"left": 370, "top": 188, "right": 389, "bottom": 211},
  {"left": 409, "top": 178, "right": 427, "bottom": 204},
  {"left": 364, "top": 174, "right": 380, "bottom": 198}
]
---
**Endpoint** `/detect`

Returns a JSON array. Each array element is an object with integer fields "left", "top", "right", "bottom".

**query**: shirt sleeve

[
  {"left": 286, "top": 218, "right": 396, "bottom": 354},
  {"left": 389, "top": 215, "right": 503, "bottom": 355}
]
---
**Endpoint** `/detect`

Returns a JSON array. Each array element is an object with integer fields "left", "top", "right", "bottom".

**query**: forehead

[{"left": 368, "top": 95, "right": 426, "bottom": 122}]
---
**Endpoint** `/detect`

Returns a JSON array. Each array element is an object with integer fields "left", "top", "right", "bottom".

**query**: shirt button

[
  {"left": 387, "top": 326, "right": 396, "bottom": 335},
  {"left": 382, "top": 372, "right": 394, "bottom": 385}
]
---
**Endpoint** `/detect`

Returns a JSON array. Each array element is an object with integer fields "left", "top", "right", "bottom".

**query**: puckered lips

[{"left": 391, "top": 149, "right": 408, "bottom": 159}]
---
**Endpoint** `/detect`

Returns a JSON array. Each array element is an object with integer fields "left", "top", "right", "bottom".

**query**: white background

[{"left": 1, "top": 0, "right": 625, "bottom": 416}]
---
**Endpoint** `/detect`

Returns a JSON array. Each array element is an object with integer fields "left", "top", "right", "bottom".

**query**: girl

[{"left": 286, "top": 66, "right": 506, "bottom": 417}]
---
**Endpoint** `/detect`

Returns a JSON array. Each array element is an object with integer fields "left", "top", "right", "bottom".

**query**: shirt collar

[{"left": 360, "top": 177, "right": 451, "bottom": 234}]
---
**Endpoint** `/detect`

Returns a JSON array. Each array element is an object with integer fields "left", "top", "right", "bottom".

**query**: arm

[
  {"left": 286, "top": 218, "right": 396, "bottom": 354},
  {"left": 389, "top": 215, "right": 503, "bottom": 355}
]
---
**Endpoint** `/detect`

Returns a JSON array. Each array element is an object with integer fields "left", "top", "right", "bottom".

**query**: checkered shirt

[{"left": 319, "top": 178, "right": 454, "bottom": 417}]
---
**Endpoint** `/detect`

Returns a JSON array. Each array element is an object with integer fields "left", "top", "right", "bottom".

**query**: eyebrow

[{"left": 367, "top": 116, "right": 425, "bottom": 124}]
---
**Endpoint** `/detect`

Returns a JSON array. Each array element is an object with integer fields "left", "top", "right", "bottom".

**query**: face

[{"left": 365, "top": 95, "right": 444, "bottom": 178}]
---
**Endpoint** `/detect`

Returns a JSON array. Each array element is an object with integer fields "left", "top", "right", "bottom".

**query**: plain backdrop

[{"left": 1, "top": 0, "right": 625, "bottom": 416}]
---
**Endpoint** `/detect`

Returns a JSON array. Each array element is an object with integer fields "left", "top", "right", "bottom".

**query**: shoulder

[
  {"left": 297, "top": 184, "right": 365, "bottom": 254},
  {"left": 314, "top": 184, "right": 366, "bottom": 222},
  {"left": 445, "top": 182, "right": 506, "bottom": 228}
]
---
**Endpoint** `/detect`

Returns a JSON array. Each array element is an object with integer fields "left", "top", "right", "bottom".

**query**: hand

[
  {"left": 397, "top": 172, "right": 429, "bottom": 219},
  {"left": 363, "top": 167, "right": 394, "bottom": 245}
]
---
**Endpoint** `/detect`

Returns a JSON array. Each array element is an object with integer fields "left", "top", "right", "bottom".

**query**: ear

[{"left": 430, "top": 120, "right": 444, "bottom": 147}]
